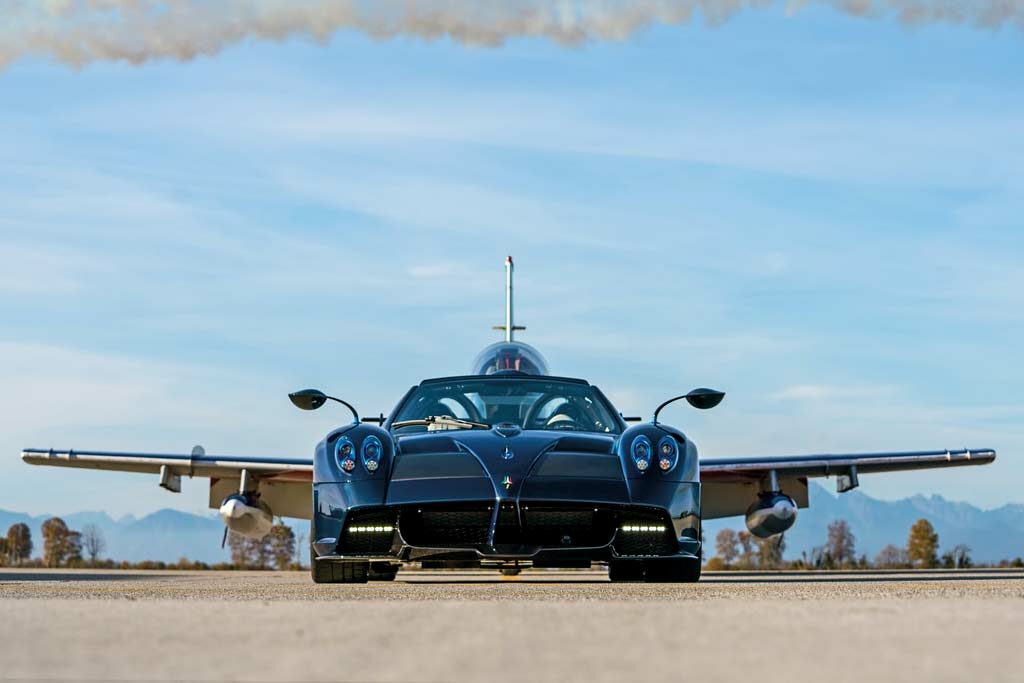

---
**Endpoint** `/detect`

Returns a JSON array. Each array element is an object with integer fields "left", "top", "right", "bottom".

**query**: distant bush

[
  {"left": 704, "top": 557, "right": 727, "bottom": 571},
  {"left": 0, "top": 558, "right": 272, "bottom": 572}
]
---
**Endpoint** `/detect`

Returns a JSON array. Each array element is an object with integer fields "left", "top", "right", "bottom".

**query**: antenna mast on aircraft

[{"left": 494, "top": 255, "right": 526, "bottom": 342}]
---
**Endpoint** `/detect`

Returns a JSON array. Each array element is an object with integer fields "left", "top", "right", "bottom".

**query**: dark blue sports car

[{"left": 300, "top": 364, "right": 710, "bottom": 583}]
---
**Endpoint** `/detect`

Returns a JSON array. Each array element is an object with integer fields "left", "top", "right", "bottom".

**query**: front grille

[
  {"left": 399, "top": 505, "right": 492, "bottom": 547},
  {"left": 338, "top": 509, "right": 398, "bottom": 555},
  {"left": 521, "top": 507, "right": 616, "bottom": 547},
  {"left": 395, "top": 503, "right": 678, "bottom": 555},
  {"left": 612, "top": 510, "right": 678, "bottom": 557}
]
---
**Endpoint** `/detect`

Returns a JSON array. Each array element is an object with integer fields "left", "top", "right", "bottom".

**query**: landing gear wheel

[
  {"left": 608, "top": 560, "right": 645, "bottom": 582},
  {"left": 369, "top": 562, "right": 399, "bottom": 581},
  {"left": 643, "top": 558, "right": 701, "bottom": 583},
  {"left": 500, "top": 568, "right": 522, "bottom": 577},
  {"left": 312, "top": 560, "right": 369, "bottom": 584}
]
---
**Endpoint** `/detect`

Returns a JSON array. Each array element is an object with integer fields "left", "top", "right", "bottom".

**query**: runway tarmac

[{"left": 2, "top": 568, "right": 1023, "bottom": 682}]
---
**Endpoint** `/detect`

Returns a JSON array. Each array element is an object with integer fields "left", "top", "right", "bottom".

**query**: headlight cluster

[
  {"left": 362, "top": 435, "right": 383, "bottom": 473},
  {"left": 335, "top": 434, "right": 386, "bottom": 475},
  {"left": 631, "top": 435, "right": 652, "bottom": 472},
  {"left": 336, "top": 437, "right": 357, "bottom": 473},
  {"left": 657, "top": 436, "right": 678, "bottom": 472},
  {"left": 630, "top": 434, "right": 681, "bottom": 473}
]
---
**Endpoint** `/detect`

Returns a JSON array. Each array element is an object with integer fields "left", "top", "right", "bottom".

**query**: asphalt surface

[{"left": 2, "top": 568, "right": 1023, "bottom": 682}]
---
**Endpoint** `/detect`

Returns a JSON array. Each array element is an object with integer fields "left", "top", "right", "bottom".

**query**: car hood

[{"left": 386, "top": 428, "right": 622, "bottom": 504}]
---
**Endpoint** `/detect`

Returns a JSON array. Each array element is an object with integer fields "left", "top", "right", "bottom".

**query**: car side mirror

[
  {"left": 684, "top": 388, "right": 726, "bottom": 411},
  {"left": 652, "top": 388, "right": 726, "bottom": 424},
  {"left": 289, "top": 389, "right": 328, "bottom": 411}
]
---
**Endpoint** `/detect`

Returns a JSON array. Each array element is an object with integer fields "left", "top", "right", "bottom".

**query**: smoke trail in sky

[{"left": 1, "top": 1, "right": 1021, "bottom": 69}]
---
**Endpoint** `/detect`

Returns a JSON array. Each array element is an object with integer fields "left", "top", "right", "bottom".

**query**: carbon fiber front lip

[
  {"left": 315, "top": 545, "right": 701, "bottom": 563},
  {"left": 398, "top": 541, "right": 616, "bottom": 560}
]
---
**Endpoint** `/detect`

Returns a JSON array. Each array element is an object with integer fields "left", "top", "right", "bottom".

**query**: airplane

[{"left": 22, "top": 256, "right": 996, "bottom": 583}]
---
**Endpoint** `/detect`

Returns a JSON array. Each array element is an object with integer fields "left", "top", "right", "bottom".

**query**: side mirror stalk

[
  {"left": 652, "top": 388, "right": 726, "bottom": 424},
  {"left": 288, "top": 389, "right": 360, "bottom": 423}
]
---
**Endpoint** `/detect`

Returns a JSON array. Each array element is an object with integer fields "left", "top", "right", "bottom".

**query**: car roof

[{"left": 418, "top": 374, "right": 591, "bottom": 386}]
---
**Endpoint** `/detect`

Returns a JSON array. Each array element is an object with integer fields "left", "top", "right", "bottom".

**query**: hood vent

[
  {"left": 554, "top": 434, "right": 616, "bottom": 455},
  {"left": 532, "top": 452, "right": 624, "bottom": 479},
  {"left": 396, "top": 435, "right": 459, "bottom": 455},
  {"left": 390, "top": 452, "right": 487, "bottom": 481}
]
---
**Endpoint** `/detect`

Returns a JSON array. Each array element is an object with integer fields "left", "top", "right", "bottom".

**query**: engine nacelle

[
  {"left": 745, "top": 493, "right": 798, "bottom": 538},
  {"left": 219, "top": 494, "right": 273, "bottom": 539}
]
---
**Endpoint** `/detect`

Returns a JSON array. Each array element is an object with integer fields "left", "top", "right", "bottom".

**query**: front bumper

[{"left": 313, "top": 481, "right": 701, "bottom": 563}]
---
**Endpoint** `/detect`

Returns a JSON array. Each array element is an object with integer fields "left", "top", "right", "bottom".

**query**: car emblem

[
  {"left": 502, "top": 475, "right": 513, "bottom": 490},
  {"left": 502, "top": 446, "right": 514, "bottom": 460}
]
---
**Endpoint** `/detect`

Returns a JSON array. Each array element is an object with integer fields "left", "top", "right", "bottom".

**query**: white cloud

[
  {"left": 58, "top": 81, "right": 1024, "bottom": 190},
  {"left": 771, "top": 384, "right": 899, "bottom": 402}
]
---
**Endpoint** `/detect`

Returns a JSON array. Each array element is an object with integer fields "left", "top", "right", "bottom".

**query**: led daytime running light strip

[
  {"left": 348, "top": 525, "right": 395, "bottom": 533},
  {"left": 620, "top": 525, "right": 667, "bottom": 533}
]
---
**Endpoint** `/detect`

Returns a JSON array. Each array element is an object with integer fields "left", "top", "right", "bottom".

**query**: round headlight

[
  {"left": 657, "top": 436, "right": 678, "bottom": 473},
  {"left": 361, "top": 435, "right": 384, "bottom": 473},
  {"left": 336, "top": 437, "right": 356, "bottom": 472},
  {"left": 631, "top": 435, "right": 653, "bottom": 473}
]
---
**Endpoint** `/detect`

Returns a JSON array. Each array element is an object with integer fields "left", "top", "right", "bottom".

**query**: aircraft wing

[
  {"left": 699, "top": 448, "right": 995, "bottom": 520},
  {"left": 21, "top": 447, "right": 312, "bottom": 480},
  {"left": 23, "top": 446, "right": 997, "bottom": 523},
  {"left": 21, "top": 447, "right": 314, "bottom": 519}
]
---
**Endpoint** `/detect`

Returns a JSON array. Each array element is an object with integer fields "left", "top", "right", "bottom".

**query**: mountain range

[
  {"left": 703, "top": 483, "right": 1024, "bottom": 563},
  {"left": 2, "top": 483, "right": 1022, "bottom": 564}
]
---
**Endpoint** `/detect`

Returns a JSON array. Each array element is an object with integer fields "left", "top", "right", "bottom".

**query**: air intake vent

[
  {"left": 521, "top": 506, "right": 617, "bottom": 547},
  {"left": 338, "top": 508, "right": 398, "bottom": 555},
  {"left": 399, "top": 505, "right": 492, "bottom": 547},
  {"left": 613, "top": 509, "right": 677, "bottom": 557}
]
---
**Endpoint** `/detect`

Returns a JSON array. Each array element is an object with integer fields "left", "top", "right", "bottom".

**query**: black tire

[
  {"left": 608, "top": 560, "right": 645, "bottom": 582},
  {"left": 369, "top": 562, "right": 399, "bottom": 581},
  {"left": 500, "top": 568, "right": 522, "bottom": 577},
  {"left": 312, "top": 560, "right": 370, "bottom": 584},
  {"left": 643, "top": 557, "right": 702, "bottom": 583}
]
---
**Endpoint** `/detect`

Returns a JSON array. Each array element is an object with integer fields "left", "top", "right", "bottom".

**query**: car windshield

[{"left": 392, "top": 378, "right": 621, "bottom": 435}]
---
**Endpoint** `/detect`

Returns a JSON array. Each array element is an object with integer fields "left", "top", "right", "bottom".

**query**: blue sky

[{"left": 1, "top": 6, "right": 1021, "bottom": 518}]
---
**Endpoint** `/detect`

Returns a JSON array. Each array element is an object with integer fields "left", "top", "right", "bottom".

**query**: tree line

[
  {"left": 0, "top": 518, "right": 304, "bottom": 570},
  {"left": 707, "top": 517, "right": 1024, "bottom": 570}
]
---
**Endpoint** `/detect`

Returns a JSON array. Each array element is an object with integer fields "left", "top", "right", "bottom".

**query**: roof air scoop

[{"left": 472, "top": 256, "right": 549, "bottom": 376}]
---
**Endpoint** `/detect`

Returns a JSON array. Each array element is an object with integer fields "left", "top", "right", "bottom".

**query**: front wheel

[
  {"left": 312, "top": 560, "right": 369, "bottom": 584},
  {"left": 608, "top": 560, "right": 645, "bottom": 582},
  {"left": 643, "top": 558, "right": 701, "bottom": 583}
]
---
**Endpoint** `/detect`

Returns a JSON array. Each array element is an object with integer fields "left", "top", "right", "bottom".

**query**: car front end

[{"left": 310, "top": 375, "right": 702, "bottom": 582}]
